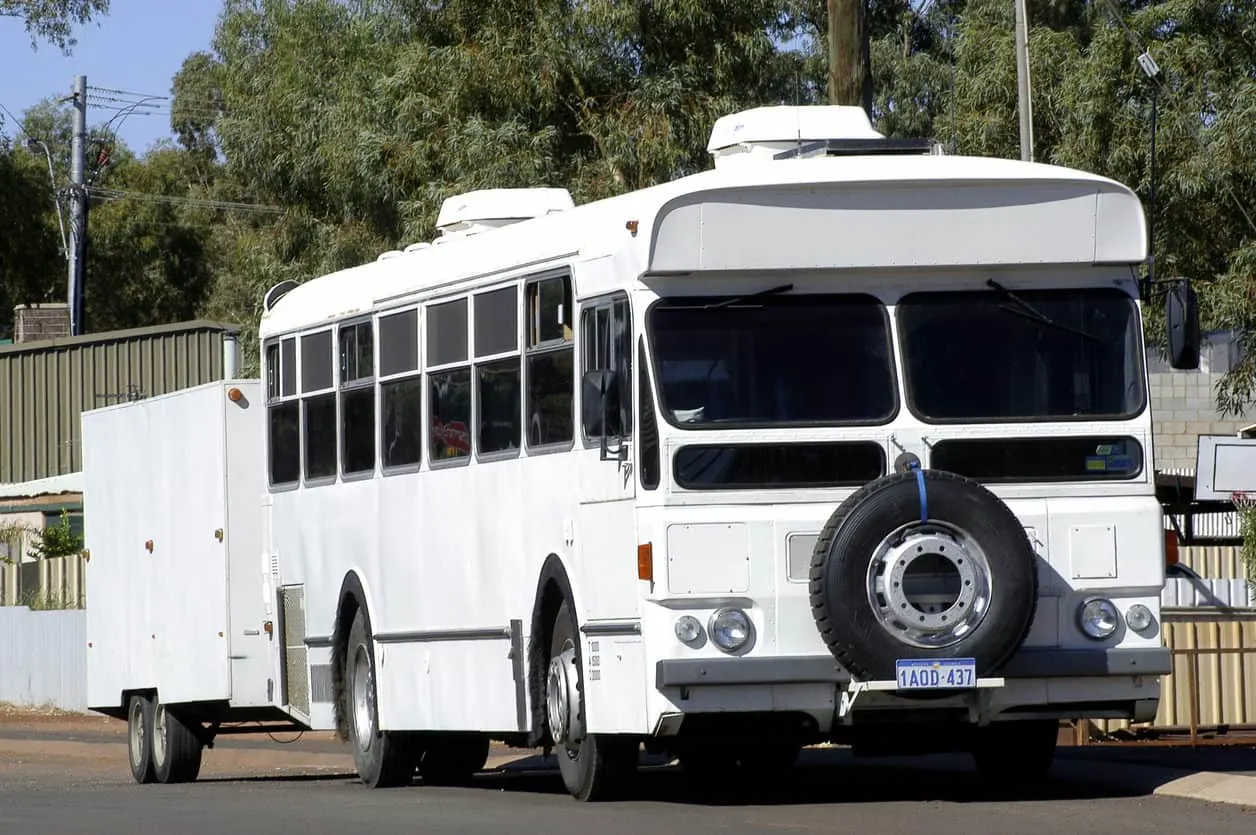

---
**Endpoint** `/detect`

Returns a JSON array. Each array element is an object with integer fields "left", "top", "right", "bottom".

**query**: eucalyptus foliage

[{"left": 0, "top": 0, "right": 1252, "bottom": 410}]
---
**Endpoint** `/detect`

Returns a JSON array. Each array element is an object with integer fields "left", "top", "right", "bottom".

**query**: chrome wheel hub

[
  {"left": 128, "top": 700, "right": 145, "bottom": 765},
  {"left": 867, "top": 523, "right": 993, "bottom": 649},
  {"left": 351, "top": 643, "right": 376, "bottom": 752},
  {"left": 546, "top": 642, "right": 583, "bottom": 746},
  {"left": 152, "top": 702, "right": 167, "bottom": 766}
]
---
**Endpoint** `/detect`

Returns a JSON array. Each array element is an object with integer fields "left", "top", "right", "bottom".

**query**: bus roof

[{"left": 260, "top": 120, "right": 1145, "bottom": 341}]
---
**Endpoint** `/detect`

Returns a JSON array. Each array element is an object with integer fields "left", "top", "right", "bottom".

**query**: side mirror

[
  {"left": 1165, "top": 278, "right": 1200, "bottom": 371},
  {"left": 581, "top": 369, "right": 621, "bottom": 438}
]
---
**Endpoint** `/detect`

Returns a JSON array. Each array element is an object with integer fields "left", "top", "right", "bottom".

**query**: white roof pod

[
  {"left": 707, "top": 104, "right": 939, "bottom": 170},
  {"left": 434, "top": 187, "right": 575, "bottom": 239}
]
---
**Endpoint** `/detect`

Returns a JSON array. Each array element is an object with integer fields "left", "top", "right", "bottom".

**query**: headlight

[
  {"left": 708, "top": 608, "right": 752, "bottom": 653},
  {"left": 1078, "top": 597, "right": 1119, "bottom": 640},
  {"left": 1125, "top": 603, "right": 1154, "bottom": 632},
  {"left": 674, "top": 615, "right": 703, "bottom": 645}
]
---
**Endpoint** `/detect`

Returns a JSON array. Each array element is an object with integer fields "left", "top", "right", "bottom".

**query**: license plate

[{"left": 895, "top": 658, "right": 976, "bottom": 690}]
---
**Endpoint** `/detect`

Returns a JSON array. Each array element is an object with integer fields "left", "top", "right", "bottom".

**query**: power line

[{"left": 88, "top": 186, "right": 286, "bottom": 215}]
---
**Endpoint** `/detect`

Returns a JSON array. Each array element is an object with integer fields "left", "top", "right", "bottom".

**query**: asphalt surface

[{"left": 2, "top": 747, "right": 1254, "bottom": 835}]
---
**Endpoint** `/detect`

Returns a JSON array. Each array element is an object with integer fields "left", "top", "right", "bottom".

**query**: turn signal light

[
  {"left": 1164, "top": 529, "right": 1179, "bottom": 566},
  {"left": 637, "top": 543, "right": 653, "bottom": 583}
]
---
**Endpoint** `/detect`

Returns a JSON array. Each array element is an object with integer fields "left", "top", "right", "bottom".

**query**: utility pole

[
  {"left": 1014, "top": 0, "right": 1034, "bottom": 162},
  {"left": 827, "top": 0, "right": 872, "bottom": 115},
  {"left": 67, "top": 74, "right": 87, "bottom": 336}
]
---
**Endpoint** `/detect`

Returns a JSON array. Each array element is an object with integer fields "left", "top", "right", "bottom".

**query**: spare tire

[{"left": 808, "top": 468, "right": 1038, "bottom": 681}]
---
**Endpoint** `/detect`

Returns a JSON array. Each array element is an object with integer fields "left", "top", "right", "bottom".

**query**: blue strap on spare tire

[{"left": 910, "top": 461, "right": 928, "bottom": 523}]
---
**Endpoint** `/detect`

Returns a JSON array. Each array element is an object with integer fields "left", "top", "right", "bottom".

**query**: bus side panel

[
  {"left": 582, "top": 634, "right": 649, "bottom": 734},
  {"left": 376, "top": 641, "right": 519, "bottom": 733}
]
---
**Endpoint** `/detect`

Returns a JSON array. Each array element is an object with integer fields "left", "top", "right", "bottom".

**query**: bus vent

[{"left": 279, "top": 585, "right": 310, "bottom": 717}]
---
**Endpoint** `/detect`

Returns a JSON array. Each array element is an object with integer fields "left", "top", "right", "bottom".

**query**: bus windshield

[
  {"left": 646, "top": 293, "right": 897, "bottom": 428},
  {"left": 897, "top": 287, "right": 1146, "bottom": 422}
]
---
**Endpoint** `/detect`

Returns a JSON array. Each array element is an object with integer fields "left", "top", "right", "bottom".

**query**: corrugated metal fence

[
  {"left": 0, "top": 554, "right": 86, "bottom": 608},
  {"left": 0, "top": 606, "right": 86, "bottom": 712},
  {"left": 0, "top": 320, "right": 237, "bottom": 483},
  {"left": 1090, "top": 608, "right": 1256, "bottom": 740}
]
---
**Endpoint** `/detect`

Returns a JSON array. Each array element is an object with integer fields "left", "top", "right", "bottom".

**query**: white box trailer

[{"left": 83, "top": 380, "right": 304, "bottom": 783}]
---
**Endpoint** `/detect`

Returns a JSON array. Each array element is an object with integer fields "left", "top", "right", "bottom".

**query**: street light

[{"left": 25, "top": 137, "right": 70, "bottom": 261}]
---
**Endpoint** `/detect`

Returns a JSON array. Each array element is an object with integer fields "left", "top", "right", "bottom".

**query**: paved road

[{"left": 2, "top": 749, "right": 1253, "bottom": 835}]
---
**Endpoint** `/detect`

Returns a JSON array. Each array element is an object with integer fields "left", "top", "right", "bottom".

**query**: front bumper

[{"left": 655, "top": 647, "right": 1171, "bottom": 687}]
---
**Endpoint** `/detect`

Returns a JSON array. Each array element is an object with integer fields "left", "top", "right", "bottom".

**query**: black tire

[
  {"left": 809, "top": 469, "right": 1038, "bottom": 681},
  {"left": 151, "top": 697, "right": 204, "bottom": 784},
  {"left": 548, "top": 599, "right": 639, "bottom": 801},
  {"left": 971, "top": 719, "right": 1058, "bottom": 785},
  {"left": 419, "top": 733, "right": 490, "bottom": 786},
  {"left": 126, "top": 694, "right": 156, "bottom": 785},
  {"left": 345, "top": 607, "right": 421, "bottom": 788}
]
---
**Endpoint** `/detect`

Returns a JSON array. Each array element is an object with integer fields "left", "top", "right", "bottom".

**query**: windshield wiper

[
  {"left": 703, "top": 283, "right": 794, "bottom": 310},
  {"left": 986, "top": 279, "right": 1101, "bottom": 342}
]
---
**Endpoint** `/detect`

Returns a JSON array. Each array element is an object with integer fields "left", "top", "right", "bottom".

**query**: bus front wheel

[
  {"left": 346, "top": 607, "right": 421, "bottom": 788},
  {"left": 547, "top": 599, "right": 638, "bottom": 801}
]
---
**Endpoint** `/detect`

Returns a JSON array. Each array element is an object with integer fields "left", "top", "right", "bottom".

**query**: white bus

[{"left": 84, "top": 104, "right": 1201, "bottom": 801}]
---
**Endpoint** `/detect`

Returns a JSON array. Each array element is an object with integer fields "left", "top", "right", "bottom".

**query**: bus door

[{"left": 576, "top": 290, "right": 639, "bottom": 619}]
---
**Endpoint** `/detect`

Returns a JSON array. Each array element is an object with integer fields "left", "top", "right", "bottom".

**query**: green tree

[{"left": 0, "top": 0, "right": 109, "bottom": 52}]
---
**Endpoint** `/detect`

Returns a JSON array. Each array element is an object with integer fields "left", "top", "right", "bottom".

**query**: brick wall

[
  {"left": 13, "top": 304, "right": 70, "bottom": 343},
  {"left": 1148, "top": 331, "right": 1256, "bottom": 474},
  {"left": 1150, "top": 371, "right": 1256, "bottom": 472}
]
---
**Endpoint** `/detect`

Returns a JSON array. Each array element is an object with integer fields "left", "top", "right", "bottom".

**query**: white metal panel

[
  {"left": 666, "top": 522, "right": 750, "bottom": 594},
  {"left": 222, "top": 381, "right": 271, "bottom": 707},
  {"left": 83, "top": 382, "right": 233, "bottom": 709},
  {"left": 1194, "top": 435, "right": 1256, "bottom": 500},
  {"left": 1068, "top": 524, "right": 1118, "bottom": 580},
  {"left": 0, "top": 607, "right": 87, "bottom": 712},
  {"left": 1045, "top": 496, "right": 1165, "bottom": 594},
  {"left": 650, "top": 182, "right": 1113, "bottom": 273},
  {"left": 374, "top": 641, "right": 519, "bottom": 733},
  {"left": 582, "top": 635, "right": 649, "bottom": 733}
]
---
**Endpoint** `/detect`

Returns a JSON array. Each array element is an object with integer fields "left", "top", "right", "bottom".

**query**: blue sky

[{"left": 0, "top": 1, "right": 222, "bottom": 155}]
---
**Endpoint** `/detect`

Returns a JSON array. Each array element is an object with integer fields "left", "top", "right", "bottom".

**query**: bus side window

[
  {"left": 265, "top": 338, "right": 300, "bottom": 487},
  {"left": 525, "top": 274, "right": 575, "bottom": 449},
  {"left": 378, "top": 308, "right": 422, "bottom": 471},
  {"left": 580, "top": 295, "right": 632, "bottom": 440},
  {"left": 300, "top": 329, "right": 337, "bottom": 482}
]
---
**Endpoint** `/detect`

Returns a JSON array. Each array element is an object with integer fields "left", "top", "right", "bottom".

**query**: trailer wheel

[
  {"left": 547, "top": 599, "right": 638, "bottom": 801},
  {"left": 126, "top": 694, "right": 156, "bottom": 785},
  {"left": 809, "top": 469, "right": 1038, "bottom": 681},
  {"left": 151, "top": 697, "right": 204, "bottom": 784},
  {"left": 346, "top": 607, "right": 421, "bottom": 788},
  {"left": 419, "top": 733, "right": 490, "bottom": 786}
]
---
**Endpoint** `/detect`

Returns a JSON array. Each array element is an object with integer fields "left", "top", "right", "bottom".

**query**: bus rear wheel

[
  {"left": 547, "top": 599, "right": 638, "bottom": 801},
  {"left": 346, "top": 607, "right": 421, "bottom": 788}
]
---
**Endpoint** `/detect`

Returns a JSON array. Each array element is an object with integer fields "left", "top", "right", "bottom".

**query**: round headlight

[
  {"left": 1078, "top": 598, "right": 1119, "bottom": 640},
  {"left": 1125, "top": 603, "right": 1154, "bottom": 632},
  {"left": 674, "top": 615, "right": 703, "bottom": 645},
  {"left": 709, "top": 608, "right": 752, "bottom": 653}
]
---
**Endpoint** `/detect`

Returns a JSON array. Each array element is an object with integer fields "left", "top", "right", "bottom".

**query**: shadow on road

[
  {"left": 477, "top": 753, "right": 1148, "bottom": 807},
  {"left": 189, "top": 748, "right": 1150, "bottom": 807},
  {"left": 194, "top": 772, "right": 363, "bottom": 785}
]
